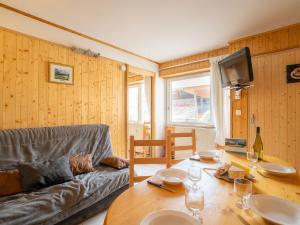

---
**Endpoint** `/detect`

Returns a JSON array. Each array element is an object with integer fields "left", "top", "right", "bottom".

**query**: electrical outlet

[{"left": 236, "top": 109, "right": 242, "bottom": 116}]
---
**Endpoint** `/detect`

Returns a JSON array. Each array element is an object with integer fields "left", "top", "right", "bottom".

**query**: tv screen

[{"left": 218, "top": 47, "right": 253, "bottom": 88}]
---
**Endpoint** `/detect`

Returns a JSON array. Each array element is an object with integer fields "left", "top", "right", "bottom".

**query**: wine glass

[
  {"left": 188, "top": 165, "right": 202, "bottom": 189},
  {"left": 234, "top": 178, "right": 252, "bottom": 209},
  {"left": 185, "top": 185, "right": 204, "bottom": 223},
  {"left": 214, "top": 150, "right": 225, "bottom": 164},
  {"left": 247, "top": 151, "right": 258, "bottom": 169}
]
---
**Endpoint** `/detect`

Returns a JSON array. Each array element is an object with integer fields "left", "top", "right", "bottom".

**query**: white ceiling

[{"left": 1, "top": 0, "right": 300, "bottom": 63}]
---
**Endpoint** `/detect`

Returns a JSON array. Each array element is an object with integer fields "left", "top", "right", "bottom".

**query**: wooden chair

[
  {"left": 129, "top": 136, "right": 169, "bottom": 187},
  {"left": 166, "top": 129, "right": 196, "bottom": 167}
]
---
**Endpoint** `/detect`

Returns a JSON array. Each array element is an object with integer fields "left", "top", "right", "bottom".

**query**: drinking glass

[
  {"left": 188, "top": 164, "right": 201, "bottom": 181},
  {"left": 185, "top": 185, "right": 204, "bottom": 223},
  {"left": 234, "top": 178, "right": 252, "bottom": 209},
  {"left": 247, "top": 151, "right": 258, "bottom": 169}
]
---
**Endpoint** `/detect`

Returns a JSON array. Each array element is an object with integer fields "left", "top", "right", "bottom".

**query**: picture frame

[
  {"left": 49, "top": 62, "right": 74, "bottom": 85},
  {"left": 287, "top": 64, "right": 300, "bottom": 84}
]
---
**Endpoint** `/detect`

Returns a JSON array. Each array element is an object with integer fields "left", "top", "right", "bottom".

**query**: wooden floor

[{"left": 78, "top": 164, "right": 164, "bottom": 225}]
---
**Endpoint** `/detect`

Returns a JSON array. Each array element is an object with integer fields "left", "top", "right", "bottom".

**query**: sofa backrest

[{"left": 0, "top": 124, "right": 113, "bottom": 170}]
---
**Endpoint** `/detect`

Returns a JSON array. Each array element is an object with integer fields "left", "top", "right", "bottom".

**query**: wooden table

[{"left": 105, "top": 153, "right": 300, "bottom": 225}]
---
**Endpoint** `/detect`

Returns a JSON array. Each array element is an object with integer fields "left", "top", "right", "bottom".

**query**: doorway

[{"left": 126, "top": 66, "right": 155, "bottom": 158}]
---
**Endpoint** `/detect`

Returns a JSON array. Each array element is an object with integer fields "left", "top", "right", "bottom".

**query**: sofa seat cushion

[{"left": 0, "top": 166, "right": 129, "bottom": 225}]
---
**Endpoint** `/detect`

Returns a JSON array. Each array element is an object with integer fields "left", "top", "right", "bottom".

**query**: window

[
  {"left": 167, "top": 73, "right": 213, "bottom": 126},
  {"left": 128, "top": 86, "right": 140, "bottom": 122},
  {"left": 128, "top": 84, "right": 150, "bottom": 123}
]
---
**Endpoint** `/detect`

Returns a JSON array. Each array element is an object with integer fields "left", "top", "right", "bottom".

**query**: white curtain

[{"left": 210, "top": 56, "right": 230, "bottom": 146}]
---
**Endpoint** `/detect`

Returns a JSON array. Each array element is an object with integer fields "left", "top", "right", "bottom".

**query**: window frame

[{"left": 166, "top": 73, "right": 215, "bottom": 128}]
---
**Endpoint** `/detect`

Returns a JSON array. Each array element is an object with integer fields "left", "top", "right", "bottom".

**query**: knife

[{"left": 147, "top": 180, "right": 176, "bottom": 193}]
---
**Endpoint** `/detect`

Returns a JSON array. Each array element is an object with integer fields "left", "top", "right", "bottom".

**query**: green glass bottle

[{"left": 253, "top": 127, "right": 263, "bottom": 160}]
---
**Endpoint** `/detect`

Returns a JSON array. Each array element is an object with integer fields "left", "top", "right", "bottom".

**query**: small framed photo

[
  {"left": 287, "top": 64, "right": 300, "bottom": 84},
  {"left": 49, "top": 62, "right": 74, "bottom": 85}
]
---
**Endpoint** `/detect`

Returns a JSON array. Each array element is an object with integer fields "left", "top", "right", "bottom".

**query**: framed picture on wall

[
  {"left": 287, "top": 64, "right": 300, "bottom": 83},
  {"left": 49, "top": 62, "right": 74, "bottom": 85}
]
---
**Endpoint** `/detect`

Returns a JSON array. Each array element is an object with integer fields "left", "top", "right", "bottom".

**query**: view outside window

[
  {"left": 128, "top": 86, "right": 139, "bottom": 122},
  {"left": 169, "top": 75, "right": 211, "bottom": 125}
]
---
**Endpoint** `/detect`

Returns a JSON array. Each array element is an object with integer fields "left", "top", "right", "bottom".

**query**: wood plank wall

[
  {"left": 159, "top": 23, "right": 300, "bottom": 174},
  {"left": 0, "top": 27, "right": 127, "bottom": 157},
  {"left": 248, "top": 48, "right": 300, "bottom": 174}
]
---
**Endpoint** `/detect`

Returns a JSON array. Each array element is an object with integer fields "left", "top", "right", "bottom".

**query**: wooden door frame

[{"left": 125, "top": 65, "right": 156, "bottom": 158}]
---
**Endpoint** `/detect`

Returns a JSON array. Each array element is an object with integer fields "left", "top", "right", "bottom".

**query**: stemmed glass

[
  {"left": 234, "top": 178, "right": 252, "bottom": 209},
  {"left": 188, "top": 165, "right": 202, "bottom": 189},
  {"left": 247, "top": 151, "right": 258, "bottom": 170},
  {"left": 185, "top": 185, "right": 204, "bottom": 223}
]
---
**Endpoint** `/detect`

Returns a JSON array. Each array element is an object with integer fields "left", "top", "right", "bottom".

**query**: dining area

[{"left": 105, "top": 134, "right": 300, "bottom": 225}]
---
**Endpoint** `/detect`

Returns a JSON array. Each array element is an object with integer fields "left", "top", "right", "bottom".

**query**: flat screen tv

[{"left": 218, "top": 47, "right": 253, "bottom": 88}]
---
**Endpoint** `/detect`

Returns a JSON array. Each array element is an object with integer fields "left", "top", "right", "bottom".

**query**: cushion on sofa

[
  {"left": 0, "top": 169, "right": 23, "bottom": 197},
  {"left": 69, "top": 154, "right": 95, "bottom": 175},
  {"left": 100, "top": 156, "right": 129, "bottom": 169},
  {"left": 18, "top": 156, "right": 74, "bottom": 192}
]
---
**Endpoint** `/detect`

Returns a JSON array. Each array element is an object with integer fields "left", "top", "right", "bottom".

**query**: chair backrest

[
  {"left": 166, "top": 129, "right": 196, "bottom": 167},
  {"left": 129, "top": 136, "right": 169, "bottom": 187}
]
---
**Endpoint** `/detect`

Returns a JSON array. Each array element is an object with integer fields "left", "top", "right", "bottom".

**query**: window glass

[
  {"left": 128, "top": 86, "right": 139, "bottom": 122},
  {"left": 169, "top": 75, "right": 211, "bottom": 125}
]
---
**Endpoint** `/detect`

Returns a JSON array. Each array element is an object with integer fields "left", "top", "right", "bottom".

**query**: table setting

[{"left": 105, "top": 151, "right": 300, "bottom": 225}]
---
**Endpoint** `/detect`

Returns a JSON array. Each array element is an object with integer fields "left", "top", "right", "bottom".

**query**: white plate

[
  {"left": 156, "top": 168, "right": 187, "bottom": 185},
  {"left": 198, "top": 150, "right": 217, "bottom": 160},
  {"left": 140, "top": 209, "right": 200, "bottom": 225},
  {"left": 258, "top": 162, "right": 296, "bottom": 176},
  {"left": 249, "top": 194, "right": 300, "bottom": 225}
]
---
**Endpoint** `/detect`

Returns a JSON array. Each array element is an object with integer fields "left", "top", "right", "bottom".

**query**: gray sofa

[{"left": 0, "top": 124, "right": 129, "bottom": 225}]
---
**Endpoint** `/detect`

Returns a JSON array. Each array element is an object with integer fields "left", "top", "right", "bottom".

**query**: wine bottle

[{"left": 253, "top": 127, "right": 263, "bottom": 160}]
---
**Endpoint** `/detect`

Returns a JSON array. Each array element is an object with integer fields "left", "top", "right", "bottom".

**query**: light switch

[{"left": 235, "top": 109, "right": 242, "bottom": 116}]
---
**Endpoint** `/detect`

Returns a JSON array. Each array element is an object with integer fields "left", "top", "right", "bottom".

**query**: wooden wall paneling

[
  {"left": 65, "top": 49, "right": 75, "bottom": 125},
  {"left": 124, "top": 65, "right": 129, "bottom": 158},
  {"left": 57, "top": 47, "right": 67, "bottom": 126},
  {"left": 81, "top": 55, "right": 89, "bottom": 124},
  {"left": 73, "top": 53, "right": 82, "bottom": 124},
  {"left": 296, "top": 50, "right": 300, "bottom": 175},
  {"left": 270, "top": 54, "right": 280, "bottom": 158},
  {"left": 15, "top": 34, "right": 23, "bottom": 128},
  {"left": 38, "top": 40, "right": 48, "bottom": 127},
  {"left": 29, "top": 38, "right": 39, "bottom": 127},
  {"left": 107, "top": 60, "right": 113, "bottom": 136},
  {"left": 286, "top": 51, "right": 297, "bottom": 166},
  {"left": 88, "top": 57, "right": 96, "bottom": 123},
  {"left": 48, "top": 44, "right": 59, "bottom": 126},
  {"left": 263, "top": 56, "right": 272, "bottom": 157},
  {"left": 100, "top": 58, "right": 107, "bottom": 125},
  {"left": 111, "top": 61, "right": 117, "bottom": 153},
  {"left": 113, "top": 62, "right": 119, "bottom": 156},
  {"left": 3, "top": 31, "right": 17, "bottom": 129},
  {"left": 121, "top": 67, "right": 126, "bottom": 157},
  {"left": 95, "top": 57, "right": 101, "bottom": 123},
  {"left": 248, "top": 48, "right": 300, "bottom": 175},
  {"left": 257, "top": 57, "right": 265, "bottom": 148},
  {"left": 278, "top": 52, "right": 288, "bottom": 162},
  {"left": 0, "top": 29, "right": 3, "bottom": 128},
  {"left": 22, "top": 35, "right": 31, "bottom": 128}
]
